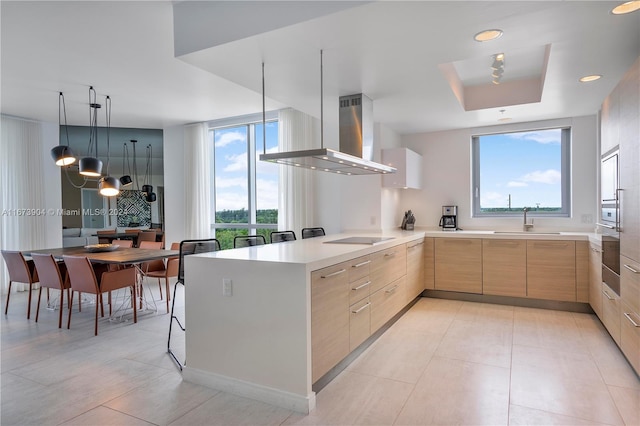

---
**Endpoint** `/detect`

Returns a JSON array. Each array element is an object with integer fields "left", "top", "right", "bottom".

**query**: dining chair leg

[
  {"left": 132, "top": 284, "right": 137, "bottom": 323},
  {"left": 35, "top": 287, "right": 43, "bottom": 323},
  {"left": 78, "top": 291, "right": 82, "bottom": 312},
  {"left": 27, "top": 283, "right": 33, "bottom": 319},
  {"left": 94, "top": 298, "right": 99, "bottom": 336},
  {"left": 4, "top": 281, "right": 12, "bottom": 315},
  {"left": 164, "top": 278, "right": 170, "bottom": 314},
  {"left": 158, "top": 280, "right": 163, "bottom": 300},
  {"left": 100, "top": 294, "right": 105, "bottom": 318},
  {"left": 58, "top": 288, "right": 64, "bottom": 328},
  {"left": 67, "top": 291, "right": 74, "bottom": 329}
]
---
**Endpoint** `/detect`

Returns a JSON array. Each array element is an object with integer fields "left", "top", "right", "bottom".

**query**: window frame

[
  {"left": 471, "top": 126, "right": 571, "bottom": 218},
  {"left": 208, "top": 112, "right": 279, "bottom": 240}
]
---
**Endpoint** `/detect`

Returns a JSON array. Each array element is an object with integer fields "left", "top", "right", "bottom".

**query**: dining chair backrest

[
  {"left": 234, "top": 235, "right": 266, "bottom": 248},
  {"left": 63, "top": 256, "right": 100, "bottom": 294},
  {"left": 1, "top": 250, "right": 33, "bottom": 284},
  {"left": 112, "top": 239, "right": 133, "bottom": 248},
  {"left": 301, "top": 227, "right": 326, "bottom": 239},
  {"left": 125, "top": 229, "right": 140, "bottom": 234},
  {"left": 136, "top": 231, "right": 157, "bottom": 246},
  {"left": 31, "top": 253, "right": 65, "bottom": 290},
  {"left": 139, "top": 241, "right": 163, "bottom": 250},
  {"left": 270, "top": 230, "right": 296, "bottom": 243},
  {"left": 178, "top": 239, "right": 221, "bottom": 284}
]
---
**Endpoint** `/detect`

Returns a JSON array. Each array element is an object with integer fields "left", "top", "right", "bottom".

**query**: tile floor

[{"left": 2, "top": 286, "right": 639, "bottom": 425}]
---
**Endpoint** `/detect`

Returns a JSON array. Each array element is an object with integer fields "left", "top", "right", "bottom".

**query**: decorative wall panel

[{"left": 117, "top": 190, "right": 151, "bottom": 227}]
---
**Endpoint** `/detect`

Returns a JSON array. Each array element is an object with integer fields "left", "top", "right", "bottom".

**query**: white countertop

[{"left": 191, "top": 228, "right": 601, "bottom": 270}]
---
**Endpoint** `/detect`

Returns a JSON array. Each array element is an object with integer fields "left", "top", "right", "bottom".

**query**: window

[
  {"left": 472, "top": 127, "right": 570, "bottom": 217},
  {"left": 210, "top": 113, "right": 279, "bottom": 249}
]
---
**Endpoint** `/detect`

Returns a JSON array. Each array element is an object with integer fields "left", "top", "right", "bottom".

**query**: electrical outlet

[{"left": 223, "top": 278, "right": 233, "bottom": 297}]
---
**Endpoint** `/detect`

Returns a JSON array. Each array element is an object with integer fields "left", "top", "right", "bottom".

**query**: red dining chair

[
  {"left": 63, "top": 255, "right": 137, "bottom": 335},
  {"left": 30, "top": 253, "right": 71, "bottom": 328},
  {"left": 145, "top": 242, "right": 180, "bottom": 313},
  {"left": 2, "top": 250, "right": 39, "bottom": 319}
]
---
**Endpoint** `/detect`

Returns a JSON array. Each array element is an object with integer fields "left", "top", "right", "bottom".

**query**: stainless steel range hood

[{"left": 260, "top": 93, "right": 396, "bottom": 175}]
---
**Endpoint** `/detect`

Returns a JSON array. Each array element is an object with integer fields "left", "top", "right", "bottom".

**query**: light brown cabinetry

[
  {"left": 620, "top": 255, "right": 640, "bottom": 374},
  {"left": 311, "top": 263, "right": 350, "bottom": 382},
  {"left": 370, "top": 245, "right": 406, "bottom": 294},
  {"left": 482, "top": 239, "right": 526, "bottom": 297},
  {"left": 576, "top": 241, "right": 589, "bottom": 303},
  {"left": 406, "top": 239, "right": 425, "bottom": 302},
  {"left": 600, "top": 84, "right": 620, "bottom": 155},
  {"left": 370, "top": 277, "right": 406, "bottom": 332},
  {"left": 424, "top": 237, "right": 435, "bottom": 289},
  {"left": 349, "top": 297, "right": 371, "bottom": 351},
  {"left": 619, "top": 58, "right": 640, "bottom": 263},
  {"left": 589, "top": 243, "right": 603, "bottom": 317},
  {"left": 601, "top": 282, "right": 621, "bottom": 345},
  {"left": 526, "top": 240, "right": 576, "bottom": 301},
  {"left": 435, "top": 238, "right": 482, "bottom": 294}
]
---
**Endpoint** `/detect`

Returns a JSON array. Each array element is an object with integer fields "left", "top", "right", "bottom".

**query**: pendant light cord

[
  {"left": 104, "top": 95, "right": 111, "bottom": 175},
  {"left": 59, "top": 92, "right": 71, "bottom": 147}
]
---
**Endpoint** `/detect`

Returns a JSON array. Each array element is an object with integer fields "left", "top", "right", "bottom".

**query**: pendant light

[
  {"left": 78, "top": 86, "right": 103, "bottom": 177},
  {"left": 143, "top": 144, "right": 156, "bottom": 202},
  {"left": 119, "top": 142, "right": 133, "bottom": 187},
  {"left": 50, "top": 92, "right": 76, "bottom": 166},
  {"left": 98, "top": 95, "right": 120, "bottom": 196}
]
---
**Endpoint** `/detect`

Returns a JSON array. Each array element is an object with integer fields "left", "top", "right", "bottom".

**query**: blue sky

[
  {"left": 212, "top": 122, "right": 279, "bottom": 213},
  {"left": 479, "top": 128, "right": 562, "bottom": 209}
]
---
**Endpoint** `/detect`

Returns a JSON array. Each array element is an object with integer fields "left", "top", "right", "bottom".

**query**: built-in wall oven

[{"left": 598, "top": 150, "right": 620, "bottom": 295}]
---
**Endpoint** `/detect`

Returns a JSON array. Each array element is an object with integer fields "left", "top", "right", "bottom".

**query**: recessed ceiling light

[
  {"left": 474, "top": 29, "right": 503, "bottom": 42},
  {"left": 579, "top": 75, "right": 602, "bottom": 82},
  {"left": 612, "top": 1, "right": 640, "bottom": 14}
]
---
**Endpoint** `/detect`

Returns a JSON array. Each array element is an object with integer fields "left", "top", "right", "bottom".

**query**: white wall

[
  {"left": 42, "top": 121, "right": 63, "bottom": 247},
  {"left": 163, "top": 125, "right": 186, "bottom": 247},
  {"left": 400, "top": 116, "right": 598, "bottom": 231}
]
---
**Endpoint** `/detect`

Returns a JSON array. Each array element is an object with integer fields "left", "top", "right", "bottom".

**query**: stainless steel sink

[{"left": 493, "top": 231, "right": 561, "bottom": 235}]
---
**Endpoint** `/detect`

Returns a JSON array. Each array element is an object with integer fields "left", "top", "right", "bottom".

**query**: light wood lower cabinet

[
  {"left": 589, "top": 243, "right": 603, "bottom": 318},
  {"left": 370, "top": 245, "right": 407, "bottom": 294},
  {"left": 311, "top": 263, "right": 349, "bottom": 383},
  {"left": 424, "top": 237, "right": 435, "bottom": 289},
  {"left": 621, "top": 255, "right": 640, "bottom": 314},
  {"left": 482, "top": 239, "right": 526, "bottom": 297},
  {"left": 576, "top": 241, "right": 589, "bottom": 303},
  {"left": 435, "top": 238, "right": 482, "bottom": 294},
  {"left": 601, "top": 282, "right": 621, "bottom": 345},
  {"left": 370, "top": 277, "right": 406, "bottom": 332},
  {"left": 620, "top": 302, "right": 640, "bottom": 374},
  {"left": 406, "top": 239, "right": 425, "bottom": 302},
  {"left": 526, "top": 240, "right": 576, "bottom": 301},
  {"left": 349, "top": 297, "right": 371, "bottom": 351}
]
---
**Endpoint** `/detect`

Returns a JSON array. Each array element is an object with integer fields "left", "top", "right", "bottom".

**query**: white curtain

[
  {"left": 0, "top": 116, "right": 47, "bottom": 293},
  {"left": 278, "top": 109, "right": 318, "bottom": 232},
  {"left": 184, "top": 122, "right": 211, "bottom": 239}
]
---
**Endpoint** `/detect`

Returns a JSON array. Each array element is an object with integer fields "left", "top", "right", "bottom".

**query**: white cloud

[
  {"left": 481, "top": 191, "right": 508, "bottom": 207},
  {"left": 507, "top": 181, "right": 528, "bottom": 187},
  {"left": 215, "top": 176, "right": 247, "bottom": 190},
  {"left": 507, "top": 130, "right": 561, "bottom": 144},
  {"left": 256, "top": 178, "right": 278, "bottom": 209},
  {"left": 521, "top": 169, "right": 561, "bottom": 184},
  {"left": 215, "top": 131, "right": 246, "bottom": 148},
  {"left": 223, "top": 152, "right": 247, "bottom": 173}
]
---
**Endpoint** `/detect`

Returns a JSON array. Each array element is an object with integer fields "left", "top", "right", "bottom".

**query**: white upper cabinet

[{"left": 382, "top": 148, "right": 422, "bottom": 189}]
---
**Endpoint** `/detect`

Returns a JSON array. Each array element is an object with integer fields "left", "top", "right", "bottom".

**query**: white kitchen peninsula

[{"left": 182, "top": 230, "right": 424, "bottom": 414}]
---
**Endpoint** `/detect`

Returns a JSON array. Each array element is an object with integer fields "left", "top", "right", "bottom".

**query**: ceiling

[{"left": 1, "top": 1, "right": 639, "bottom": 143}]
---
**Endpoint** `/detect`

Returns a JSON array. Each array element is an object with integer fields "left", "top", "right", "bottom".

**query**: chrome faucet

[{"left": 523, "top": 207, "right": 534, "bottom": 231}]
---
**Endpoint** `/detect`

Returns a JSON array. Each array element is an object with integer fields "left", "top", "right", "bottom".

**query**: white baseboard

[{"left": 182, "top": 367, "right": 316, "bottom": 414}]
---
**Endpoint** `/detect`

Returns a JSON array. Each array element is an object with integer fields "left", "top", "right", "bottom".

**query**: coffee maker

[{"left": 439, "top": 205, "right": 458, "bottom": 231}]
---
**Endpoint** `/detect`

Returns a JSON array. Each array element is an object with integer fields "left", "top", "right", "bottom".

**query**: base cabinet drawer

[
  {"left": 435, "top": 238, "right": 482, "bottom": 294},
  {"left": 406, "top": 239, "right": 425, "bottom": 303},
  {"left": 370, "top": 245, "right": 407, "bottom": 294},
  {"left": 482, "top": 239, "right": 526, "bottom": 297},
  {"left": 370, "top": 277, "right": 406, "bottom": 332},
  {"left": 589, "top": 243, "right": 603, "bottom": 317},
  {"left": 601, "top": 283, "right": 621, "bottom": 345},
  {"left": 526, "top": 240, "right": 576, "bottom": 301},
  {"left": 621, "top": 255, "right": 640, "bottom": 314},
  {"left": 620, "top": 302, "right": 640, "bottom": 374},
  {"left": 349, "top": 297, "right": 371, "bottom": 351}
]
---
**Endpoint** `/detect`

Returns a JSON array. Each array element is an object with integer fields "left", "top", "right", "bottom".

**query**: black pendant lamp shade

[
  {"left": 143, "top": 144, "right": 156, "bottom": 203},
  {"left": 145, "top": 192, "right": 157, "bottom": 202},
  {"left": 79, "top": 156, "right": 103, "bottom": 177},
  {"left": 98, "top": 176, "right": 120, "bottom": 197},
  {"left": 51, "top": 92, "right": 76, "bottom": 166},
  {"left": 141, "top": 184, "right": 153, "bottom": 195},
  {"left": 120, "top": 174, "right": 133, "bottom": 186}
]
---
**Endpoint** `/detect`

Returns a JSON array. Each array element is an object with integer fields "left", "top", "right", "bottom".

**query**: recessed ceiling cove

[{"left": 439, "top": 44, "right": 551, "bottom": 111}]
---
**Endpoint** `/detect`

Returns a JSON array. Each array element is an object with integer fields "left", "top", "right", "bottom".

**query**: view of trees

[{"left": 214, "top": 209, "right": 277, "bottom": 250}]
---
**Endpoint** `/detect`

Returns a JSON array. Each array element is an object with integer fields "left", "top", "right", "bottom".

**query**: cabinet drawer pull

[
  {"left": 385, "top": 285, "right": 399, "bottom": 294},
  {"left": 623, "top": 312, "right": 640, "bottom": 327},
  {"left": 321, "top": 269, "right": 346, "bottom": 278},
  {"left": 351, "top": 302, "right": 371, "bottom": 314},
  {"left": 352, "top": 260, "right": 371, "bottom": 268},
  {"left": 602, "top": 290, "right": 615, "bottom": 300},
  {"left": 352, "top": 281, "right": 371, "bottom": 291},
  {"left": 623, "top": 264, "right": 640, "bottom": 274},
  {"left": 532, "top": 242, "right": 569, "bottom": 248},
  {"left": 591, "top": 247, "right": 601, "bottom": 253},
  {"left": 384, "top": 252, "right": 397, "bottom": 258},
  {"left": 408, "top": 242, "right": 424, "bottom": 249}
]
